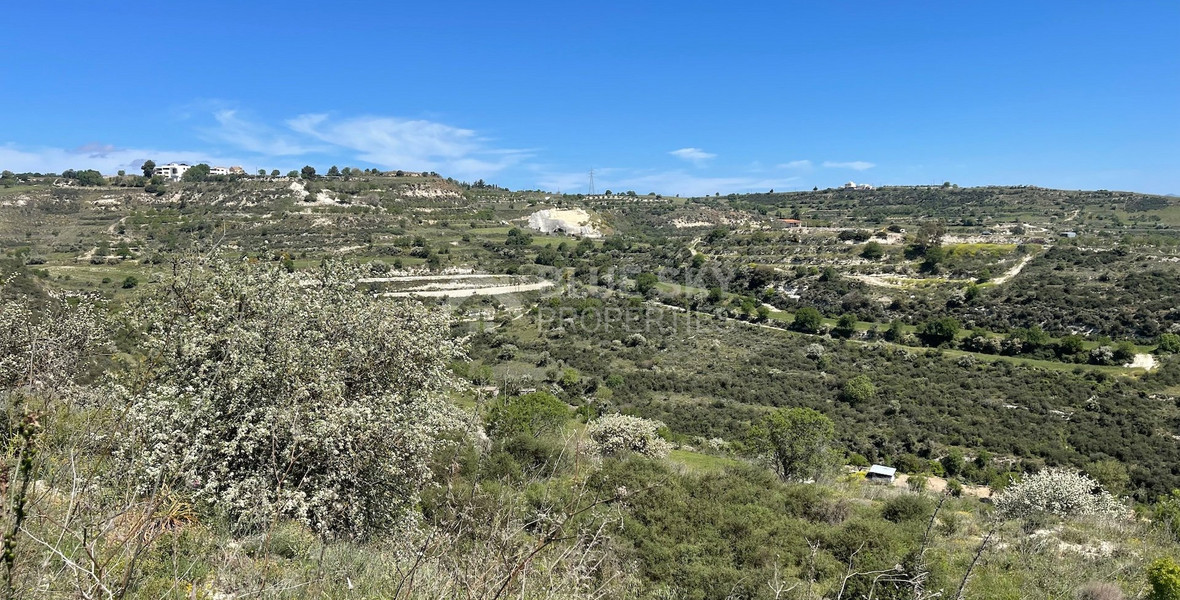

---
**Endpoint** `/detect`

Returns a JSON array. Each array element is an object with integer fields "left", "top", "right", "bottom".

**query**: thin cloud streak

[
  {"left": 823, "top": 160, "right": 875, "bottom": 170},
  {"left": 0, "top": 109, "right": 535, "bottom": 181},
  {"left": 286, "top": 113, "right": 530, "bottom": 179},
  {"left": 670, "top": 147, "right": 717, "bottom": 165},
  {"left": 536, "top": 168, "right": 800, "bottom": 197},
  {"left": 74, "top": 143, "right": 120, "bottom": 158},
  {"left": 778, "top": 160, "right": 813, "bottom": 170},
  {"left": 205, "top": 109, "right": 318, "bottom": 156},
  {"left": 0, "top": 144, "right": 252, "bottom": 175},
  {"left": 1, "top": 104, "right": 880, "bottom": 191}
]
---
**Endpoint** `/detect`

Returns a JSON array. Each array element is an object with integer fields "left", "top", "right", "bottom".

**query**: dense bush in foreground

[{"left": 113, "top": 259, "right": 466, "bottom": 536}]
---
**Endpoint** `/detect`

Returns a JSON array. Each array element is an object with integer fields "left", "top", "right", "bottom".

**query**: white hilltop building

[
  {"left": 154, "top": 163, "right": 191, "bottom": 181},
  {"left": 842, "top": 181, "right": 875, "bottom": 191},
  {"left": 527, "top": 208, "right": 603, "bottom": 238},
  {"left": 154, "top": 163, "right": 245, "bottom": 181}
]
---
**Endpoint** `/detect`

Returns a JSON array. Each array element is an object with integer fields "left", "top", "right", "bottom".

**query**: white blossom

[
  {"left": 993, "top": 468, "right": 1127, "bottom": 520},
  {"left": 112, "top": 258, "right": 468, "bottom": 537},
  {"left": 585, "top": 414, "right": 671, "bottom": 459}
]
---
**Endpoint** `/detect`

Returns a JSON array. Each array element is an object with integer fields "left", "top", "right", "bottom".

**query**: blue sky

[{"left": 1, "top": 1, "right": 1177, "bottom": 195}]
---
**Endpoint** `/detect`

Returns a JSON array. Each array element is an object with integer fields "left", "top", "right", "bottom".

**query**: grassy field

[{"left": 667, "top": 448, "right": 745, "bottom": 472}]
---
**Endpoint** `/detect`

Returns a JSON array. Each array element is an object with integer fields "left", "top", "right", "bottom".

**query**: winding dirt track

[
  {"left": 989, "top": 254, "right": 1034, "bottom": 285},
  {"left": 381, "top": 281, "right": 554, "bottom": 298}
]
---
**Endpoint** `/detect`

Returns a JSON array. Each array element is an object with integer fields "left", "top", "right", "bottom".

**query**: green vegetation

[
  {"left": 2, "top": 174, "right": 1180, "bottom": 597},
  {"left": 747, "top": 407, "right": 837, "bottom": 481},
  {"left": 840, "top": 374, "right": 876, "bottom": 404},
  {"left": 486, "top": 390, "right": 569, "bottom": 439},
  {"left": 1150, "top": 557, "right": 1180, "bottom": 600},
  {"left": 792, "top": 306, "right": 824, "bottom": 333}
]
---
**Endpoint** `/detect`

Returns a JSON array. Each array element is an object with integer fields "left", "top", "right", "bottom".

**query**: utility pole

[{"left": 588, "top": 169, "right": 596, "bottom": 195}]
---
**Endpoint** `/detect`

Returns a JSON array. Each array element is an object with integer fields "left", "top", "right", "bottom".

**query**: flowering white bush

[
  {"left": 585, "top": 414, "right": 671, "bottom": 459},
  {"left": 804, "top": 343, "right": 825, "bottom": 360},
  {"left": 0, "top": 285, "right": 105, "bottom": 394},
  {"left": 113, "top": 259, "right": 466, "bottom": 537},
  {"left": 1090, "top": 346, "right": 1116, "bottom": 366},
  {"left": 993, "top": 468, "right": 1127, "bottom": 520}
]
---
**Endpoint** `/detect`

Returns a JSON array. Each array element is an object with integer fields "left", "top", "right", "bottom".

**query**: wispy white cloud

[
  {"left": 74, "top": 143, "right": 120, "bottom": 158},
  {"left": 535, "top": 168, "right": 799, "bottom": 197},
  {"left": 205, "top": 109, "right": 318, "bottom": 156},
  {"left": 286, "top": 113, "right": 530, "bottom": 179},
  {"left": 670, "top": 147, "right": 717, "bottom": 165},
  {"left": 1, "top": 107, "right": 535, "bottom": 181},
  {"left": 0, "top": 100, "right": 881, "bottom": 190},
  {"left": 777, "top": 160, "right": 813, "bottom": 170},
  {"left": 823, "top": 160, "right": 875, "bottom": 171},
  {"left": 0, "top": 143, "right": 249, "bottom": 175}
]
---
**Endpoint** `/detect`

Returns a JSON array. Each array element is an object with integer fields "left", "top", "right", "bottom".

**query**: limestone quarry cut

[{"left": 527, "top": 208, "right": 602, "bottom": 238}]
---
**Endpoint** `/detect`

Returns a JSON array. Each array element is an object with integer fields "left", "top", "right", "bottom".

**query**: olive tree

[
  {"left": 918, "top": 316, "right": 960, "bottom": 347},
  {"left": 113, "top": 258, "right": 466, "bottom": 537},
  {"left": 747, "top": 407, "right": 837, "bottom": 482},
  {"left": 181, "top": 163, "right": 210, "bottom": 182},
  {"left": 791, "top": 307, "right": 823, "bottom": 334}
]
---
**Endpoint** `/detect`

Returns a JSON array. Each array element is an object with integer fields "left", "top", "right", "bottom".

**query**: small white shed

[{"left": 866, "top": 464, "right": 897, "bottom": 484}]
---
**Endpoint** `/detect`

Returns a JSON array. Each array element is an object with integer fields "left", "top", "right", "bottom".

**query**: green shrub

[
  {"left": 791, "top": 307, "right": 823, "bottom": 334},
  {"left": 918, "top": 317, "right": 960, "bottom": 347},
  {"left": 941, "top": 450, "right": 965, "bottom": 477},
  {"left": 895, "top": 453, "right": 927, "bottom": 474},
  {"left": 480, "top": 450, "right": 523, "bottom": 481},
  {"left": 1154, "top": 490, "right": 1180, "bottom": 542},
  {"left": 1148, "top": 557, "right": 1180, "bottom": 600},
  {"left": 861, "top": 241, "right": 884, "bottom": 260},
  {"left": 937, "top": 511, "right": 962, "bottom": 536},
  {"left": 780, "top": 483, "right": 851, "bottom": 525},
  {"left": 500, "top": 434, "right": 572, "bottom": 478},
  {"left": 946, "top": 478, "right": 964, "bottom": 497},
  {"left": 1113, "top": 341, "right": 1137, "bottom": 363},
  {"left": 832, "top": 313, "right": 857, "bottom": 338},
  {"left": 908, "top": 475, "right": 928, "bottom": 492},
  {"left": 881, "top": 494, "right": 931, "bottom": 523},
  {"left": 1157, "top": 333, "right": 1180, "bottom": 355},
  {"left": 485, "top": 391, "right": 569, "bottom": 440},
  {"left": 841, "top": 375, "right": 876, "bottom": 404},
  {"left": 242, "top": 522, "right": 316, "bottom": 559}
]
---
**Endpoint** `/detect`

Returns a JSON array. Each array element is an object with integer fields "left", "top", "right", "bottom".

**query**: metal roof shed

[{"left": 866, "top": 464, "right": 897, "bottom": 483}]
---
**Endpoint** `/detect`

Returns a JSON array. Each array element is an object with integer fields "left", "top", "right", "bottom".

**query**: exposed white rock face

[{"left": 527, "top": 208, "right": 602, "bottom": 237}]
